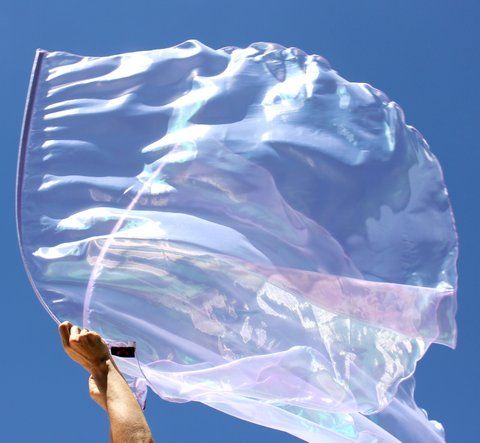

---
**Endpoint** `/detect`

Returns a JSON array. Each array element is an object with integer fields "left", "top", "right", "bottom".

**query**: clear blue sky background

[{"left": 1, "top": 1, "right": 478, "bottom": 442}]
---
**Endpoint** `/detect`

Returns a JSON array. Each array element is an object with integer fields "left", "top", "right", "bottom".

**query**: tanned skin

[{"left": 58, "top": 321, "right": 154, "bottom": 443}]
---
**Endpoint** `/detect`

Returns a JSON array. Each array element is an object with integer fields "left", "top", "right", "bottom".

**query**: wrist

[
  {"left": 89, "top": 358, "right": 114, "bottom": 396},
  {"left": 90, "top": 358, "right": 113, "bottom": 378}
]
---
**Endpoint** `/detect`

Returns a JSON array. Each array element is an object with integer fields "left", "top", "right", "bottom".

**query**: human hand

[{"left": 58, "top": 321, "right": 111, "bottom": 372}]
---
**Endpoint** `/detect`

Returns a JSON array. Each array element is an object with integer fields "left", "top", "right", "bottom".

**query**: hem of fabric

[{"left": 16, "top": 49, "right": 60, "bottom": 325}]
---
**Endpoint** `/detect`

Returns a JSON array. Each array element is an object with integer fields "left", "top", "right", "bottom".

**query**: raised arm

[{"left": 58, "top": 321, "right": 154, "bottom": 443}]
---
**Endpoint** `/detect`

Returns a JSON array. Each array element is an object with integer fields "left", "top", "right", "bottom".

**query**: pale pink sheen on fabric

[{"left": 17, "top": 41, "right": 457, "bottom": 442}]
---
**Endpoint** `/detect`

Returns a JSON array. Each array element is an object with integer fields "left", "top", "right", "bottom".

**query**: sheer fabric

[{"left": 17, "top": 41, "right": 457, "bottom": 442}]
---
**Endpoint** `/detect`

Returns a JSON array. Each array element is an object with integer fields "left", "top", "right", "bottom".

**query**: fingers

[
  {"left": 85, "top": 330, "right": 101, "bottom": 341},
  {"left": 58, "top": 322, "right": 109, "bottom": 365},
  {"left": 88, "top": 374, "right": 100, "bottom": 393},
  {"left": 59, "top": 322, "right": 91, "bottom": 346},
  {"left": 70, "top": 325, "right": 81, "bottom": 342},
  {"left": 58, "top": 321, "right": 72, "bottom": 348}
]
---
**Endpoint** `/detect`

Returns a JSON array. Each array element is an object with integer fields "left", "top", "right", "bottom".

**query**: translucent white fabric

[{"left": 17, "top": 40, "right": 458, "bottom": 442}]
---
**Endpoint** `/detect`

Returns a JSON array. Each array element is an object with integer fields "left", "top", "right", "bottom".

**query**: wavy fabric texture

[{"left": 17, "top": 41, "right": 458, "bottom": 442}]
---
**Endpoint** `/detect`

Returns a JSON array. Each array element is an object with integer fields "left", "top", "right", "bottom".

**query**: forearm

[{"left": 92, "top": 359, "right": 154, "bottom": 443}]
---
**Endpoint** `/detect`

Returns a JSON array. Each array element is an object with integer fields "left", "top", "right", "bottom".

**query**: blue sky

[{"left": 1, "top": 1, "right": 479, "bottom": 441}]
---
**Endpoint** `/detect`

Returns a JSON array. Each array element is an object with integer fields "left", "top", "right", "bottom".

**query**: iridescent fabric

[{"left": 17, "top": 41, "right": 458, "bottom": 442}]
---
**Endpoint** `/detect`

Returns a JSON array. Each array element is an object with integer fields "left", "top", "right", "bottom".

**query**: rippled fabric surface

[{"left": 17, "top": 40, "right": 458, "bottom": 442}]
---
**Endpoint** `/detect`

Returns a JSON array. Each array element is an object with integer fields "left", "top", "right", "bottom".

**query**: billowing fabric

[{"left": 17, "top": 40, "right": 458, "bottom": 442}]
